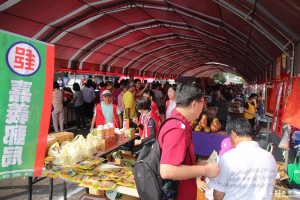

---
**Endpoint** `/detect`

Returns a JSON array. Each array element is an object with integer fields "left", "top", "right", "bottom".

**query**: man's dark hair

[
  {"left": 176, "top": 82, "right": 203, "bottom": 108},
  {"left": 127, "top": 82, "right": 135, "bottom": 89},
  {"left": 143, "top": 89, "right": 155, "bottom": 100},
  {"left": 169, "top": 84, "right": 177, "bottom": 92},
  {"left": 54, "top": 82, "right": 59, "bottom": 89},
  {"left": 120, "top": 82, "right": 128, "bottom": 91},
  {"left": 152, "top": 83, "right": 157, "bottom": 89},
  {"left": 249, "top": 93, "right": 258, "bottom": 99},
  {"left": 114, "top": 82, "right": 120, "bottom": 89},
  {"left": 134, "top": 78, "right": 141, "bottom": 84},
  {"left": 86, "top": 79, "right": 93, "bottom": 87},
  {"left": 136, "top": 96, "right": 151, "bottom": 110},
  {"left": 106, "top": 81, "right": 113, "bottom": 87},
  {"left": 73, "top": 83, "right": 81, "bottom": 91},
  {"left": 226, "top": 117, "right": 253, "bottom": 137},
  {"left": 100, "top": 82, "right": 105, "bottom": 87}
]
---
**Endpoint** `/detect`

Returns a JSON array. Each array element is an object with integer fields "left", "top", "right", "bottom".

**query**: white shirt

[
  {"left": 166, "top": 100, "right": 176, "bottom": 119},
  {"left": 208, "top": 141, "right": 276, "bottom": 200}
]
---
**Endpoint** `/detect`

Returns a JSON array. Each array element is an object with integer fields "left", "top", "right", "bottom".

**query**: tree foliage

[{"left": 211, "top": 73, "right": 227, "bottom": 84}]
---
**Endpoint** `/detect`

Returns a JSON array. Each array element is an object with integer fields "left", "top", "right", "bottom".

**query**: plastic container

[
  {"left": 116, "top": 131, "right": 123, "bottom": 142},
  {"left": 103, "top": 124, "right": 109, "bottom": 138},
  {"left": 44, "top": 157, "right": 53, "bottom": 170},
  {"left": 109, "top": 123, "right": 114, "bottom": 137},
  {"left": 123, "top": 118, "right": 128, "bottom": 129},
  {"left": 97, "top": 125, "right": 103, "bottom": 139}
]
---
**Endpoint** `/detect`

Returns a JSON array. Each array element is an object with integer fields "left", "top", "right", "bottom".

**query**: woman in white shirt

[{"left": 165, "top": 84, "right": 177, "bottom": 119}]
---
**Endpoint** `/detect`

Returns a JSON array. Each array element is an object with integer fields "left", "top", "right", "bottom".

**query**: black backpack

[{"left": 132, "top": 117, "right": 189, "bottom": 200}]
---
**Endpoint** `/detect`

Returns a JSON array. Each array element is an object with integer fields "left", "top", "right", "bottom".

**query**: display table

[
  {"left": 192, "top": 131, "right": 228, "bottom": 157},
  {"left": 29, "top": 135, "right": 140, "bottom": 200},
  {"left": 95, "top": 134, "right": 139, "bottom": 157}
]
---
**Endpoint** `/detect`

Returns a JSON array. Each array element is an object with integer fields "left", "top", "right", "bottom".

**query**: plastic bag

[
  {"left": 278, "top": 123, "right": 291, "bottom": 149},
  {"left": 48, "top": 142, "right": 66, "bottom": 165},
  {"left": 68, "top": 141, "right": 85, "bottom": 165}
]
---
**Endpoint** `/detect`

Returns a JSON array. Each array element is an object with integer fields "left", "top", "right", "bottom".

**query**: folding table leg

[
  {"left": 49, "top": 178, "right": 53, "bottom": 200},
  {"left": 28, "top": 176, "right": 33, "bottom": 200},
  {"left": 64, "top": 181, "right": 67, "bottom": 200}
]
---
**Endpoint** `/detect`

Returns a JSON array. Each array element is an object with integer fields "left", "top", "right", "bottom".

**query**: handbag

[{"left": 288, "top": 155, "right": 300, "bottom": 184}]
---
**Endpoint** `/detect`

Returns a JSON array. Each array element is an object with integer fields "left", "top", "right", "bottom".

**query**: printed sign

[{"left": 0, "top": 30, "right": 54, "bottom": 180}]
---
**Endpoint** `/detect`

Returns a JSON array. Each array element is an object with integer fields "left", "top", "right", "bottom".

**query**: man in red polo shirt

[{"left": 159, "top": 82, "right": 220, "bottom": 200}]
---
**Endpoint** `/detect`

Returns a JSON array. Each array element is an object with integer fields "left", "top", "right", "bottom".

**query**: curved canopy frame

[{"left": 0, "top": 0, "right": 298, "bottom": 81}]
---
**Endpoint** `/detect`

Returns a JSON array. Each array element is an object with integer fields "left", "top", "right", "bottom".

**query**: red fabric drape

[{"left": 282, "top": 77, "right": 300, "bottom": 129}]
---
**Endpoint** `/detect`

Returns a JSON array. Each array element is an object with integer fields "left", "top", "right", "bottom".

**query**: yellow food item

[
  {"left": 204, "top": 126, "right": 210, "bottom": 133},
  {"left": 210, "top": 118, "right": 221, "bottom": 132},
  {"left": 200, "top": 114, "right": 207, "bottom": 128},
  {"left": 194, "top": 125, "right": 201, "bottom": 132}
]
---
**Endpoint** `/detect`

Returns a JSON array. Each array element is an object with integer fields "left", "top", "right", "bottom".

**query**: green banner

[{"left": 0, "top": 30, "right": 54, "bottom": 180}]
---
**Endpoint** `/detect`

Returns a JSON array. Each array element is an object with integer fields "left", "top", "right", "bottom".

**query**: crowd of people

[{"left": 51, "top": 77, "right": 276, "bottom": 200}]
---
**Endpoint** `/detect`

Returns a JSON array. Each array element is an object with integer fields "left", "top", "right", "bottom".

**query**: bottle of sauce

[
  {"left": 103, "top": 124, "right": 109, "bottom": 138},
  {"left": 97, "top": 125, "right": 103, "bottom": 139},
  {"left": 109, "top": 123, "right": 114, "bottom": 137}
]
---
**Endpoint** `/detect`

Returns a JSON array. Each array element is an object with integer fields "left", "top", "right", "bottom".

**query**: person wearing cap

[{"left": 90, "top": 90, "right": 122, "bottom": 132}]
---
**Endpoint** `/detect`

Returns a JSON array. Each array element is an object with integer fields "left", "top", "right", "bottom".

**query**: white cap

[{"left": 102, "top": 90, "right": 112, "bottom": 96}]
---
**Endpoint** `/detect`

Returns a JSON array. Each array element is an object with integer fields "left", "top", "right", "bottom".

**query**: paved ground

[{"left": 0, "top": 122, "right": 299, "bottom": 199}]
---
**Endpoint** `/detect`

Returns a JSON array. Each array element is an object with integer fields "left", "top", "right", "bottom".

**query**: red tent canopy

[{"left": 1, "top": 0, "right": 299, "bottom": 80}]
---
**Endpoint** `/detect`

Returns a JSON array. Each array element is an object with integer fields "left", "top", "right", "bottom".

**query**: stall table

[
  {"left": 28, "top": 135, "right": 140, "bottom": 200},
  {"left": 192, "top": 131, "right": 228, "bottom": 157}
]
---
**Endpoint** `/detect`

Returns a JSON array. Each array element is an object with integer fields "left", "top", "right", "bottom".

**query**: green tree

[{"left": 211, "top": 73, "right": 227, "bottom": 84}]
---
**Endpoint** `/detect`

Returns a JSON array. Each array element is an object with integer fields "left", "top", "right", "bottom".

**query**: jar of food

[
  {"left": 109, "top": 123, "right": 114, "bottom": 137},
  {"left": 97, "top": 125, "right": 104, "bottom": 139},
  {"left": 103, "top": 124, "right": 109, "bottom": 138},
  {"left": 44, "top": 157, "right": 53, "bottom": 170}
]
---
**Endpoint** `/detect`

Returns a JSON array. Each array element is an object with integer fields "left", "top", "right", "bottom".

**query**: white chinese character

[
  {"left": 6, "top": 103, "right": 29, "bottom": 124},
  {"left": 2, "top": 146, "right": 23, "bottom": 167},
  {"left": 9, "top": 80, "right": 32, "bottom": 103},
  {"left": 2, "top": 174, "right": 10, "bottom": 179},
  {"left": 3, "top": 125, "right": 26, "bottom": 145}
]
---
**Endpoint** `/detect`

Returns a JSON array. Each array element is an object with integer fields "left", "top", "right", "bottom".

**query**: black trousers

[
  {"left": 84, "top": 101, "right": 94, "bottom": 118},
  {"left": 74, "top": 104, "right": 86, "bottom": 128}
]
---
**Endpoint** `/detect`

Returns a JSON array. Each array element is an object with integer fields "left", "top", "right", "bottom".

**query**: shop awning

[{"left": 0, "top": 0, "right": 299, "bottom": 81}]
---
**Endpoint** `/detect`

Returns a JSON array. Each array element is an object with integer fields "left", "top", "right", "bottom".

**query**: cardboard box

[
  {"left": 276, "top": 162, "right": 289, "bottom": 180},
  {"left": 45, "top": 137, "right": 58, "bottom": 156},
  {"left": 48, "top": 132, "right": 74, "bottom": 144},
  {"left": 98, "top": 136, "right": 116, "bottom": 152},
  {"left": 78, "top": 193, "right": 108, "bottom": 200},
  {"left": 125, "top": 128, "right": 135, "bottom": 139}
]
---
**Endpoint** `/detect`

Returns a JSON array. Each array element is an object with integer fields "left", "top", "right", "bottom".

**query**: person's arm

[
  {"left": 137, "top": 83, "right": 148, "bottom": 96},
  {"left": 160, "top": 163, "right": 219, "bottom": 180},
  {"left": 215, "top": 107, "right": 219, "bottom": 117},
  {"left": 90, "top": 116, "right": 96, "bottom": 132},
  {"left": 118, "top": 114, "right": 122, "bottom": 128},
  {"left": 213, "top": 190, "right": 225, "bottom": 200},
  {"left": 125, "top": 108, "right": 130, "bottom": 119}
]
